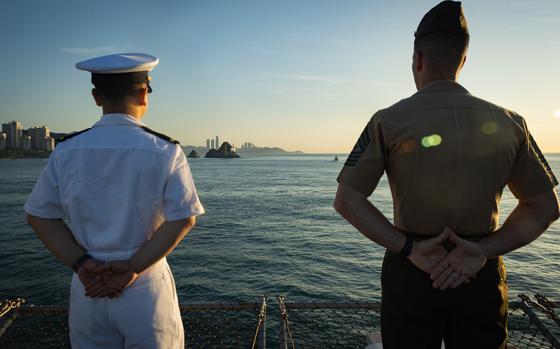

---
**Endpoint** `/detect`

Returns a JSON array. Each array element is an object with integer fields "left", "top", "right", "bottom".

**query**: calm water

[{"left": 0, "top": 155, "right": 559, "bottom": 305}]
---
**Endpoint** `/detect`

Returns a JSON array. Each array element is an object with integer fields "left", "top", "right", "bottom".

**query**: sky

[{"left": 0, "top": 0, "right": 559, "bottom": 153}]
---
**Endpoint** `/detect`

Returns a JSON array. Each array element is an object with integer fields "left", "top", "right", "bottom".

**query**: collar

[
  {"left": 93, "top": 113, "right": 147, "bottom": 128},
  {"left": 417, "top": 80, "right": 469, "bottom": 94}
]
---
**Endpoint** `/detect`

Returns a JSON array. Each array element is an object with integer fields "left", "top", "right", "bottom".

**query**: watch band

[
  {"left": 72, "top": 253, "right": 93, "bottom": 273},
  {"left": 399, "top": 236, "right": 414, "bottom": 257}
]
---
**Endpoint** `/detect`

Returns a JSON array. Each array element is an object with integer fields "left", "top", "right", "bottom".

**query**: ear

[
  {"left": 136, "top": 86, "right": 148, "bottom": 106},
  {"left": 91, "top": 88, "right": 103, "bottom": 107},
  {"left": 459, "top": 55, "right": 467, "bottom": 70},
  {"left": 414, "top": 50, "right": 424, "bottom": 72}
]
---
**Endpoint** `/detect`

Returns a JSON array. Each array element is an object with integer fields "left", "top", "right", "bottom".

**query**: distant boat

[{"left": 334, "top": 155, "right": 338, "bottom": 161}]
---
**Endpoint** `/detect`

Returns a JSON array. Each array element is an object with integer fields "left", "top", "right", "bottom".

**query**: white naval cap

[
  {"left": 75, "top": 53, "right": 159, "bottom": 74},
  {"left": 76, "top": 53, "right": 159, "bottom": 92}
]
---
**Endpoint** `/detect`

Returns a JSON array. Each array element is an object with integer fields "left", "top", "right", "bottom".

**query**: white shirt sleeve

[
  {"left": 163, "top": 147, "right": 205, "bottom": 221},
  {"left": 24, "top": 155, "right": 65, "bottom": 219}
]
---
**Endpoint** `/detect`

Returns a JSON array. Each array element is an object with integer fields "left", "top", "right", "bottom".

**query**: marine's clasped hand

[{"left": 407, "top": 227, "right": 487, "bottom": 290}]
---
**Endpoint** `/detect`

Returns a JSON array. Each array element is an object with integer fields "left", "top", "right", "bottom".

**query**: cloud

[{"left": 58, "top": 46, "right": 139, "bottom": 55}]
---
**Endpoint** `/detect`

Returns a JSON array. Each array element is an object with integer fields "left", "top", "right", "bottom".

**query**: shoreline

[{"left": 0, "top": 150, "right": 51, "bottom": 159}]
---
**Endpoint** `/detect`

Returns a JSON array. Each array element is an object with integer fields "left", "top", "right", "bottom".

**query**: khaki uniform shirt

[{"left": 337, "top": 80, "right": 558, "bottom": 236}]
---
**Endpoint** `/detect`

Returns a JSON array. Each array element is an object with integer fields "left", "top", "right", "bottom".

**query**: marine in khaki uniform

[{"left": 334, "top": 1, "right": 559, "bottom": 348}]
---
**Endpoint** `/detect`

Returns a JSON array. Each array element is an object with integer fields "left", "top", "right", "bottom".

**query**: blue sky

[{"left": 1, "top": 0, "right": 559, "bottom": 152}]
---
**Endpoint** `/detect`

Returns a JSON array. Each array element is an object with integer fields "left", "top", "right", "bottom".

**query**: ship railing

[{"left": 1, "top": 294, "right": 559, "bottom": 348}]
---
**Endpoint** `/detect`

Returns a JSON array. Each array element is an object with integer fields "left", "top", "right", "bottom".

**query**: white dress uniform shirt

[
  {"left": 24, "top": 113, "right": 204, "bottom": 349},
  {"left": 24, "top": 113, "right": 204, "bottom": 261}
]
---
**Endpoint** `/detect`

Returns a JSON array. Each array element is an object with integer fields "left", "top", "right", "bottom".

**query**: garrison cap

[
  {"left": 76, "top": 53, "right": 159, "bottom": 93},
  {"left": 414, "top": 1, "right": 469, "bottom": 41}
]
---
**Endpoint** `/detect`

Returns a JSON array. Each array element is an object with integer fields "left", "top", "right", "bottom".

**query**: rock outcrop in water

[
  {"left": 205, "top": 142, "right": 240, "bottom": 158},
  {"left": 187, "top": 150, "right": 199, "bottom": 158}
]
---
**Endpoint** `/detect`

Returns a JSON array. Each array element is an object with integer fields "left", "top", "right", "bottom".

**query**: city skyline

[
  {"left": 0, "top": 120, "right": 277, "bottom": 153},
  {"left": 1, "top": 1, "right": 559, "bottom": 153},
  {"left": 1, "top": 121, "right": 55, "bottom": 152}
]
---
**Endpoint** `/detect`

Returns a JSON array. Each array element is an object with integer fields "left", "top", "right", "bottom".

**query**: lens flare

[
  {"left": 397, "top": 139, "right": 417, "bottom": 153},
  {"left": 482, "top": 121, "right": 498, "bottom": 135},
  {"left": 421, "top": 134, "right": 442, "bottom": 148}
]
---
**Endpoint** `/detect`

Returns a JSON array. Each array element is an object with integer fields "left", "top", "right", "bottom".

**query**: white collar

[{"left": 93, "top": 113, "right": 147, "bottom": 128}]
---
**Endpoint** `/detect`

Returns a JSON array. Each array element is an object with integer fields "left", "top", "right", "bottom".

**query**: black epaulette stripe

[
  {"left": 343, "top": 126, "right": 371, "bottom": 167},
  {"left": 57, "top": 128, "right": 92, "bottom": 143},
  {"left": 141, "top": 126, "right": 180, "bottom": 145},
  {"left": 529, "top": 134, "right": 558, "bottom": 185}
]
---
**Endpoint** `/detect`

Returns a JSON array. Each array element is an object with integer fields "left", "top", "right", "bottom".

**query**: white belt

[
  {"left": 72, "top": 258, "right": 169, "bottom": 289},
  {"left": 82, "top": 248, "right": 168, "bottom": 280},
  {"left": 87, "top": 249, "right": 141, "bottom": 262}
]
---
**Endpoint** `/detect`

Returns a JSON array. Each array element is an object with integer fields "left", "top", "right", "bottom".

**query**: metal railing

[{"left": 1, "top": 294, "right": 559, "bottom": 348}]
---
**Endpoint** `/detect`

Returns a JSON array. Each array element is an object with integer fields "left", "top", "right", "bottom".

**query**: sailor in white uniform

[{"left": 24, "top": 53, "right": 204, "bottom": 348}]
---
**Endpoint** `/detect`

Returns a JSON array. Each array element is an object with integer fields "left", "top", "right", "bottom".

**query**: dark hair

[
  {"left": 414, "top": 34, "right": 469, "bottom": 75},
  {"left": 93, "top": 84, "right": 142, "bottom": 103}
]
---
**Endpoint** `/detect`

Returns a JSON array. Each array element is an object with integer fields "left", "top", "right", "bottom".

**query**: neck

[
  {"left": 417, "top": 69, "right": 460, "bottom": 90},
  {"left": 102, "top": 106, "right": 144, "bottom": 120}
]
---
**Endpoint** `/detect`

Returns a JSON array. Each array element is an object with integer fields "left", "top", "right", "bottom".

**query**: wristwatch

[
  {"left": 399, "top": 236, "right": 414, "bottom": 257},
  {"left": 72, "top": 253, "right": 93, "bottom": 273}
]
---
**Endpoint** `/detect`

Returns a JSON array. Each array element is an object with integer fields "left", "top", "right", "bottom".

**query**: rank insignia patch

[{"left": 344, "top": 126, "right": 371, "bottom": 167}]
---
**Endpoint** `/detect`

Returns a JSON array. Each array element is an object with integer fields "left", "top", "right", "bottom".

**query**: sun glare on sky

[{"left": 554, "top": 110, "right": 560, "bottom": 119}]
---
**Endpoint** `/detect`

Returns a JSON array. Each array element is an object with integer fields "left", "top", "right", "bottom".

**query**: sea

[{"left": 1, "top": 154, "right": 559, "bottom": 305}]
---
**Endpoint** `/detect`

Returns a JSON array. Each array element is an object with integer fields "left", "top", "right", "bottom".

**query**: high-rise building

[
  {"left": 206, "top": 139, "right": 211, "bottom": 150},
  {"left": 28, "top": 126, "right": 50, "bottom": 150},
  {"left": 211, "top": 139, "right": 215, "bottom": 149},
  {"left": 216, "top": 136, "right": 219, "bottom": 149},
  {"left": 43, "top": 136, "right": 55, "bottom": 151},
  {"left": 22, "top": 135, "right": 32, "bottom": 150},
  {"left": 0, "top": 133, "right": 6, "bottom": 149},
  {"left": 1, "top": 121, "right": 23, "bottom": 149},
  {"left": 241, "top": 142, "right": 255, "bottom": 150}
]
